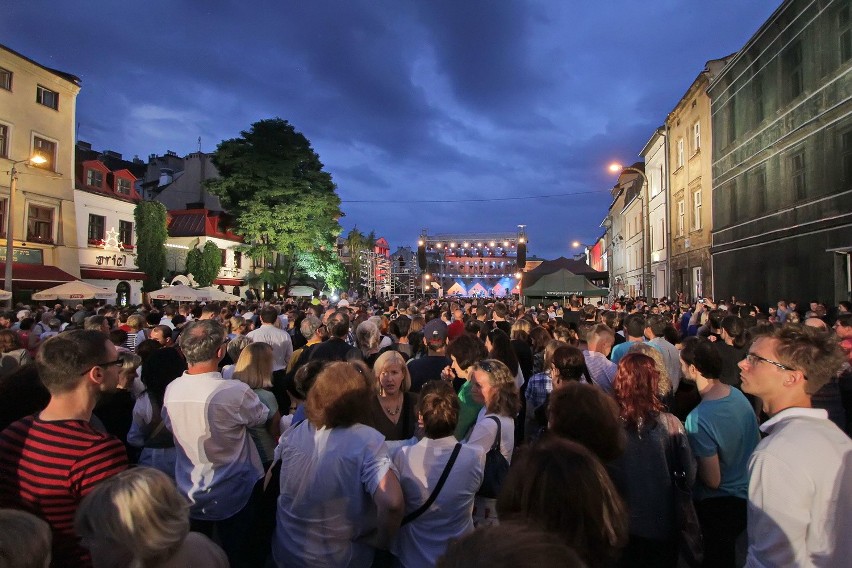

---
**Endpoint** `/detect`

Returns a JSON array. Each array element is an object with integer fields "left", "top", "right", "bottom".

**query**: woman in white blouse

[{"left": 464, "top": 359, "right": 521, "bottom": 527}]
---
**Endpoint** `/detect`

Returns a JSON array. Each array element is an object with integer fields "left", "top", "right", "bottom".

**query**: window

[
  {"left": 0, "top": 124, "right": 7, "bottom": 159},
  {"left": 0, "top": 67, "right": 10, "bottom": 91},
  {"left": 840, "top": 5, "right": 852, "bottom": 63},
  {"left": 693, "top": 267, "right": 703, "bottom": 299},
  {"left": 677, "top": 200, "right": 685, "bottom": 236},
  {"left": 692, "top": 190, "right": 702, "bottom": 230},
  {"left": 726, "top": 96, "right": 737, "bottom": 146},
  {"left": 36, "top": 85, "right": 58, "bottom": 110},
  {"left": 234, "top": 251, "right": 242, "bottom": 269},
  {"left": 843, "top": 130, "right": 852, "bottom": 189},
  {"left": 659, "top": 219, "right": 665, "bottom": 251},
  {"left": 220, "top": 248, "right": 227, "bottom": 267},
  {"left": 88, "top": 214, "right": 105, "bottom": 242},
  {"left": 729, "top": 182, "right": 738, "bottom": 224},
  {"left": 782, "top": 41, "right": 803, "bottom": 101},
  {"left": 677, "top": 138, "right": 684, "bottom": 168},
  {"left": 753, "top": 74, "right": 765, "bottom": 125},
  {"left": 0, "top": 198, "right": 6, "bottom": 238},
  {"left": 32, "top": 136, "right": 56, "bottom": 171},
  {"left": 116, "top": 177, "right": 132, "bottom": 195},
  {"left": 27, "top": 205, "right": 54, "bottom": 243},
  {"left": 790, "top": 151, "right": 806, "bottom": 200},
  {"left": 753, "top": 166, "right": 767, "bottom": 214},
  {"left": 119, "top": 220, "right": 133, "bottom": 246},
  {"left": 693, "top": 122, "right": 701, "bottom": 152},
  {"left": 86, "top": 169, "right": 103, "bottom": 188}
]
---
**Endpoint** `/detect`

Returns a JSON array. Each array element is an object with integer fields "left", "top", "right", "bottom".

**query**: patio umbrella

[
  {"left": 148, "top": 284, "right": 212, "bottom": 302},
  {"left": 289, "top": 285, "right": 316, "bottom": 297},
  {"left": 32, "top": 280, "right": 116, "bottom": 301},
  {"left": 0, "top": 289, "right": 11, "bottom": 301},
  {"left": 198, "top": 286, "right": 240, "bottom": 302}
]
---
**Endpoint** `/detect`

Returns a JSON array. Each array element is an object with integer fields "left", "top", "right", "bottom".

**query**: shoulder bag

[
  {"left": 476, "top": 415, "right": 510, "bottom": 499},
  {"left": 401, "top": 442, "right": 462, "bottom": 526},
  {"left": 663, "top": 413, "right": 704, "bottom": 567}
]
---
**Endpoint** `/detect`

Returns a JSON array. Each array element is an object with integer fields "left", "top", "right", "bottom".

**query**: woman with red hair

[{"left": 607, "top": 353, "right": 696, "bottom": 568}]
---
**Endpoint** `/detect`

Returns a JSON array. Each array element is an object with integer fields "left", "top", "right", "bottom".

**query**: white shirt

[
  {"left": 247, "top": 324, "right": 293, "bottom": 371},
  {"left": 162, "top": 371, "right": 267, "bottom": 520},
  {"left": 465, "top": 409, "right": 514, "bottom": 464},
  {"left": 746, "top": 407, "right": 852, "bottom": 568},
  {"left": 392, "top": 436, "right": 484, "bottom": 568},
  {"left": 272, "top": 421, "right": 394, "bottom": 568}
]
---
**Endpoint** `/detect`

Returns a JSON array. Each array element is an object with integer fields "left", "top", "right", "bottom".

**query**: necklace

[{"left": 380, "top": 394, "right": 402, "bottom": 416}]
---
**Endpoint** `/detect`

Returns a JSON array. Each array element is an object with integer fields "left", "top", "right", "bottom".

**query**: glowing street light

[{"left": 5, "top": 153, "right": 47, "bottom": 303}]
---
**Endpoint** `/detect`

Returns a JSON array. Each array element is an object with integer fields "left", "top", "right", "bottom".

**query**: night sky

[{"left": 3, "top": 1, "right": 779, "bottom": 258}]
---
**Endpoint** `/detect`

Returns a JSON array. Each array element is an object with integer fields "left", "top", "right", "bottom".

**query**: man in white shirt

[
  {"left": 739, "top": 326, "right": 852, "bottom": 567},
  {"left": 246, "top": 306, "right": 293, "bottom": 372},
  {"left": 163, "top": 320, "right": 267, "bottom": 568},
  {"left": 582, "top": 323, "right": 617, "bottom": 393}
]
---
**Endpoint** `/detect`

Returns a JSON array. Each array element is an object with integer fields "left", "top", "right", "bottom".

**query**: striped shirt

[{"left": 0, "top": 415, "right": 128, "bottom": 567}]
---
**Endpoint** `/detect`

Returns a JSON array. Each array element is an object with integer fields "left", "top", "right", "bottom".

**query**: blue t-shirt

[
  {"left": 685, "top": 387, "right": 760, "bottom": 501},
  {"left": 610, "top": 339, "right": 648, "bottom": 364}
]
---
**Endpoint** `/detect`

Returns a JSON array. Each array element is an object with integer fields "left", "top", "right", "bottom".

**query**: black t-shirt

[
  {"left": 408, "top": 355, "right": 451, "bottom": 392},
  {"left": 309, "top": 337, "right": 361, "bottom": 362}
]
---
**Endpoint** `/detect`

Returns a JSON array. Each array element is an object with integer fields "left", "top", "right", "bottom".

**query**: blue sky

[{"left": 3, "top": 1, "right": 780, "bottom": 258}]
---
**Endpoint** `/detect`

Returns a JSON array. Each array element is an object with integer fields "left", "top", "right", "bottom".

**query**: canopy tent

[
  {"left": 32, "top": 280, "right": 116, "bottom": 301},
  {"left": 521, "top": 268, "right": 608, "bottom": 306},
  {"left": 289, "top": 285, "right": 317, "bottom": 298},
  {"left": 148, "top": 284, "right": 212, "bottom": 302},
  {"left": 198, "top": 286, "right": 240, "bottom": 302}
]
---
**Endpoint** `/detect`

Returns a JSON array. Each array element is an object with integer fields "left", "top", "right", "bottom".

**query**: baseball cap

[{"left": 423, "top": 318, "right": 448, "bottom": 342}]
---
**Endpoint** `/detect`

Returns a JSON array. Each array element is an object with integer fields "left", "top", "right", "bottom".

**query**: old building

[
  {"left": 666, "top": 57, "right": 732, "bottom": 301},
  {"left": 0, "top": 44, "right": 83, "bottom": 300},
  {"left": 641, "top": 127, "right": 670, "bottom": 299},
  {"left": 708, "top": 0, "right": 852, "bottom": 304},
  {"left": 602, "top": 165, "right": 644, "bottom": 299}
]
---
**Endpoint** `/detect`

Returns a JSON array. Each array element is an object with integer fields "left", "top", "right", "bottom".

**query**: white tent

[
  {"left": 289, "top": 285, "right": 316, "bottom": 298},
  {"left": 198, "top": 286, "right": 240, "bottom": 302},
  {"left": 148, "top": 284, "right": 212, "bottom": 302},
  {"left": 32, "top": 280, "right": 115, "bottom": 301}
]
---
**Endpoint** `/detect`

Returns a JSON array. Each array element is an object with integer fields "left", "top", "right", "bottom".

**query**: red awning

[
  {"left": 80, "top": 268, "right": 147, "bottom": 281},
  {"left": 213, "top": 277, "right": 245, "bottom": 286},
  {"left": 0, "top": 262, "right": 77, "bottom": 290}
]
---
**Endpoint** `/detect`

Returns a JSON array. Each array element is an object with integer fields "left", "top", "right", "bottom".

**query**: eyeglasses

[
  {"left": 745, "top": 352, "right": 796, "bottom": 372},
  {"left": 82, "top": 358, "right": 123, "bottom": 374}
]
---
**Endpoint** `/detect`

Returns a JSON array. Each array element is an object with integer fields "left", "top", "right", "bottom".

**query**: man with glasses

[
  {"left": 738, "top": 326, "right": 851, "bottom": 567},
  {"left": 0, "top": 330, "right": 128, "bottom": 567}
]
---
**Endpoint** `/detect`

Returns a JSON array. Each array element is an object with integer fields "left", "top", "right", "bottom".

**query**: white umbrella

[
  {"left": 148, "top": 284, "right": 212, "bottom": 302},
  {"left": 0, "top": 289, "right": 11, "bottom": 301},
  {"left": 32, "top": 280, "right": 116, "bottom": 301},
  {"left": 198, "top": 286, "right": 240, "bottom": 302},
  {"left": 289, "top": 285, "right": 316, "bottom": 297}
]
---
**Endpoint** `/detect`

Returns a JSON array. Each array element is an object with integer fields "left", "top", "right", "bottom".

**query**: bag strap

[
  {"left": 488, "top": 415, "right": 502, "bottom": 452},
  {"left": 401, "top": 443, "right": 462, "bottom": 526},
  {"left": 662, "top": 413, "right": 688, "bottom": 488}
]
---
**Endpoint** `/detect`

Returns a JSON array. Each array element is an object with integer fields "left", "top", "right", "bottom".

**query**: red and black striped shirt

[{"left": 0, "top": 415, "right": 128, "bottom": 568}]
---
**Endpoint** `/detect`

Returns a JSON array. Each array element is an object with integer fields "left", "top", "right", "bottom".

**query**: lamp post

[
  {"left": 4, "top": 155, "right": 47, "bottom": 302},
  {"left": 609, "top": 163, "right": 652, "bottom": 300}
]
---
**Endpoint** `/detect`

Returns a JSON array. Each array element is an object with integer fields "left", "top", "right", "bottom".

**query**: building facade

[
  {"left": 666, "top": 57, "right": 731, "bottom": 301},
  {"left": 642, "top": 127, "right": 670, "bottom": 299},
  {"left": 603, "top": 166, "right": 643, "bottom": 299},
  {"left": 708, "top": 0, "right": 852, "bottom": 304},
  {"left": 0, "top": 44, "right": 83, "bottom": 300}
]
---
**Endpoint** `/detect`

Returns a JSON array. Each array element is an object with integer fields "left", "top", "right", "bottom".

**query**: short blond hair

[
  {"left": 233, "top": 341, "right": 273, "bottom": 389},
  {"left": 373, "top": 350, "right": 411, "bottom": 392},
  {"left": 74, "top": 468, "right": 190, "bottom": 567},
  {"left": 0, "top": 508, "right": 52, "bottom": 568}
]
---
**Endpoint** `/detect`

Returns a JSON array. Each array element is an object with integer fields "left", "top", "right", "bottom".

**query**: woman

[
  {"left": 628, "top": 342, "right": 674, "bottom": 405},
  {"left": 444, "top": 334, "right": 488, "bottom": 439},
  {"left": 125, "top": 314, "right": 146, "bottom": 352},
  {"left": 356, "top": 320, "right": 382, "bottom": 368},
  {"left": 221, "top": 335, "right": 253, "bottom": 379},
  {"left": 547, "top": 382, "right": 625, "bottom": 463},
  {"left": 0, "top": 328, "right": 32, "bottom": 379},
  {"left": 680, "top": 338, "right": 759, "bottom": 567},
  {"left": 486, "top": 328, "right": 522, "bottom": 389},
  {"left": 509, "top": 319, "right": 534, "bottom": 381},
  {"left": 714, "top": 315, "right": 749, "bottom": 388},
  {"left": 529, "top": 326, "right": 553, "bottom": 375},
  {"left": 523, "top": 339, "right": 566, "bottom": 442},
  {"left": 228, "top": 316, "right": 249, "bottom": 339},
  {"left": 607, "top": 353, "right": 695, "bottom": 568},
  {"left": 368, "top": 350, "right": 418, "bottom": 441},
  {"left": 465, "top": 359, "right": 520, "bottom": 527},
  {"left": 272, "top": 362, "right": 404, "bottom": 568},
  {"left": 75, "top": 467, "right": 228, "bottom": 568},
  {"left": 392, "top": 381, "right": 484, "bottom": 567},
  {"left": 233, "top": 342, "right": 281, "bottom": 467},
  {"left": 497, "top": 437, "right": 628, "bottom": 566}
]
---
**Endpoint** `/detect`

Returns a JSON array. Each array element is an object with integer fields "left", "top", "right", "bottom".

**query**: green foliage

[
  {"left": 133, "top": 201, "right": 168, "bottom": 292},
  {"left": 185, "top": 241, "right": 222, "bottom": 287},
  {"left": 298, "top": 252, "right": 347, "bottom": 292},
  {"left": 207, "top": 118, "right": 342, "bottom": 292}
]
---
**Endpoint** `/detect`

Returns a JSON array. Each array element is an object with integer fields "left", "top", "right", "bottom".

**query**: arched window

[{"left": 116, "top": 281, "right": 130, "bottom": 307}]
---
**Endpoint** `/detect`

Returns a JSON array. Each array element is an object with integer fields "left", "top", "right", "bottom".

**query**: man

[
  {"left": 0, "top": 330, "right": 128, "bottom": 567},
  {"left": 490, "top": 302, "right": 512, "bottom": 334},
  {"left": 408, "top": 319, "right": 452, "bottom": 392},
  {"left": 83, "top": 314, "right": 111, "bottom": 335},
  {"left": 738, "top": 326, "right": 852, "bottom": 567},
  {"left": 163, "top": 320, "right": 267, "bottom": 567},
  {"left": 645, "top": 314, "right": 683, "bottom": 394},
  {"left": 582, "top": 324, "right": 617, "bottom": 393},
  {"left": 158, "top": 304, "right": 176, "bottom": 329},
  {"left": 149, "top": 324, "right": 175, "bottom": 347},
  {"left": 246, "top": 306, "right": 293, "bottom": 372},
  {"left": 310, "top": 309, "right": 361, "bottom": 362},
  {"left": 447, "top": 308, "right": 465, "bottom": 341},
  {"left": 286, "top": 315, "right": 323, "bottom": 373},
  {"left": 609, "top": 314, "right": 646, "bottom": 364}
]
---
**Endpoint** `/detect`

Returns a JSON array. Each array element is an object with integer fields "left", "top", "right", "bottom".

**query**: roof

[
  {"left": 523, "top": 256, "right": 608, "bottom": 287},
  {"left": 0, "top": 43, "right": 81, "bottom": 86},
  {"left": 1, "top": 263, "right": 77, "bottom": 290},
  {"left": 168, "top": 209, "right": 242, "bottom": 241}
]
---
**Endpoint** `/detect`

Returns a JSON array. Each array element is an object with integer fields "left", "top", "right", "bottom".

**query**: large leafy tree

[
  {"left": 133, "top": 200, "right": 168, "bottom": 292},
  {"left": 207, "top": 118, "right": 342, "bottom": 295},
  {"left": 185, "top": 241, "right": 222, "bottom": 287}
]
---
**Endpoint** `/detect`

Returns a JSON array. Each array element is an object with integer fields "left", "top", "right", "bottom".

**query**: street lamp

[
  {"left": 5, "top": 154, "right": 47, "bottom": 302},
  {"left": 609, "top": 162, "right": 652, "bottom": 300}
]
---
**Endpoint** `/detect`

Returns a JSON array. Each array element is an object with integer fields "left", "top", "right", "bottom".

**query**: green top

[{"left": 454, "top": 379, "right": 484, "bottom": 440}]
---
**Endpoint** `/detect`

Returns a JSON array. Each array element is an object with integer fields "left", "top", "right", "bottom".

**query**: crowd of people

[{"left": 0, "top": 292, "right": 850, "bottom": 567}]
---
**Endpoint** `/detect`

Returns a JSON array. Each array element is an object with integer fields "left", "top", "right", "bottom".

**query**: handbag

[
  {"left": 663, "top": 414, "right": 704, "bottom": 567},
  {"left": 401, "top": 443, "right": 462, "bottom": 526},
  {"left": 476, "top": 416, "right": 510, "bottom": 499}
]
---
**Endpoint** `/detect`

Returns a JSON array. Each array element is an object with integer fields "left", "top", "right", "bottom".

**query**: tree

[
  {"left": 134, "top": 201, "right": 168, "bottom": 292},
  {"left": 298, "top": 251, "right": 347, "bottom": 292},
  {"left": 207, "top": 118, "right": 342, "bottom": 295},
  {"left": 185, "top": 241, "right": 222, "bottom": 288}
]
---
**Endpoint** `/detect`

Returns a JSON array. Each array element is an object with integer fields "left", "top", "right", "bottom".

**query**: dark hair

[
  {"left": 292, "top": 359, "right": 327, "bottom": 399},
  {"left": 548, "top": 382, "right": 625, "bottom": 462},
  {"left": 645, "top": 314, "right": 668, "bottom": 338},
  {"left": 708, "top": 309, "right": 726, "bottom": 330},
  {"left": 529, "top": 326, "right": 552, "bottom": 353},
  {"left": 135, "top": 339, "right": 162, "bottom": 361},
  {"left": 486, "top": 328, "right": 519, "bottom": 376},
  {"left": 35, "top": 331, "right": 111, "bottom": 394},
  {"left": 623, "top": 314, "right": 646, "bottom": 338},
  {"left": 770, "top": 325, "right": 847, "bottom": 394},
  {"left": 418, "top": 380, "right": 459, "bottom": 439},
  {"left": 260, "top": 307, "right": 279, "bottom": 324},
  {"left": 446, "top": 334, "right": 487, "bottom": 371},
  {"left": 720, "top": 315, "right": 747, "bottom": 349},
  {"left": 496, "top": 438, "right": 628, "bottom": 565},
  {"left": 551, "top": 346, "right": 590, "bottom": 383},
  {"left": 837, "top": 313, "right": 852, "bottom": 327},
  {"left": 327, "top": 310, "right": 350, "bottom": 338},
  {"left": 141, "top": 347, "right": 187, "bottom": 407},
  {"left": 679, "top": 337, "right": 722, "bottom": 380},
  {"left": 109, "top": 329, "right": 128, "bottom": 346}
]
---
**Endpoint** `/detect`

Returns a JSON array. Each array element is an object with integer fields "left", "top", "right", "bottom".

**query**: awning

[
  {"left": 214, "top": 277, "right": 245, "bottom": 286},
  {"left": 0, "top": 262, "right": 77, "bottom": 290},
  {"left": 80, "top": 268, "right": 147, "bottom": 281}
]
